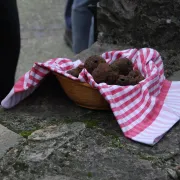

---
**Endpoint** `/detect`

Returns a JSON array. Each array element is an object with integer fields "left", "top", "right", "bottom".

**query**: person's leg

[
  {"left": 88, "top": 17, "right": 94, "bottom": 47},
  {"left": 72, "top": 0, "right": 99, "bottom": 54},
  {"left": 72, "top": 0, "right": 93, "bottom": 54},
  {"left": 64, "top": 0, "right": 74, "bottom": 48},
  {"left": 88, "top": 1, "right": 99, "bottom": 47},
  {"left": 0, "top": 0, "right": 21, "bottom": 101},
  {"left": 65, "top": 0, "right": 74, "bottom": 31}
]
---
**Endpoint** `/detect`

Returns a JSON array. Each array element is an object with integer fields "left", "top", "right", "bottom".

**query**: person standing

[
  {"left": 0, "top": 0, "right": 21, "bottom": 101},
  {"left": 64, "top": 0, "right": 98, "bottom": 54},
  {"left": 64, "top": 0, "right": 73, "bottom": 48}
]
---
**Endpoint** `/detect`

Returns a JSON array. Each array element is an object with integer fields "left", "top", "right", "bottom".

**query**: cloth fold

[{"left": 1, "top": 48, "right": 180, "bottom": 145}]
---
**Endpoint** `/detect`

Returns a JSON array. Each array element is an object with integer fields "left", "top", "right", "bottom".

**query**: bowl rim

[{"left": 53, "top": 72, "right": 97, "bottom": 89}]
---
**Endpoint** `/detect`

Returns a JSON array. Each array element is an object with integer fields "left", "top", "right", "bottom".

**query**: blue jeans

[
  {"left": 65, "top": 0, "right": 97, "bottom": 54},
  {"left": 72, "top": 0, "right": 96, "bottom": 54},
  {"left": 65, "top": 0, "right": 73, "bottom": 31}
]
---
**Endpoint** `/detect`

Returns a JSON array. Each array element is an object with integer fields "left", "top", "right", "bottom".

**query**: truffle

[
  {"left": 107, "top": 71, "right": 119, "bottom": 85},
  {"left": 128, "top": 70, "right": 140, "bottom": 78},
  {"left": 92, "top": 63, "right": 117, "bottom": 84},
  {"left": 128, "top": 70, "right": 144, "bottom": 84},
  {"left": 128, "top": 77, "right": 137, "bottom": 85},
  {"left": 67, "top": 56, "right": 144, "bottom": 86},
  {"left": 135, "top": 75, "right": 144, "bottom": 84},
  {"left": 84, "top": 55, "right": 106, "bottom": 74},
  {"left": 110, "top": 58, "right": 133, "bottom": 75},
  {"left": 116, "top": 75, "right": 130, "bottom": 86},
  {"left": 128, "top": 70, "right": 141, "bottom": 78},
  {"left": 67, "top": 64, "right": 84, "bottom": 77}
]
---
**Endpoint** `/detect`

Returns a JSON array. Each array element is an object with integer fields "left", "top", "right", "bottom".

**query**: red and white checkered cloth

[{"left": 1, "top": 48, "right": 180, "bottom": 145}]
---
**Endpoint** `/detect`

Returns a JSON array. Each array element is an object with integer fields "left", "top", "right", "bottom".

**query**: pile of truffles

[{"left": 67, "top": 55, "right": 144, "bottom": 86}]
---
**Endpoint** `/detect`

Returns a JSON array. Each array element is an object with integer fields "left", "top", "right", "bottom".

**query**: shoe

[{"left": 64, "top": 29, "right": 72, "bottom": 49}]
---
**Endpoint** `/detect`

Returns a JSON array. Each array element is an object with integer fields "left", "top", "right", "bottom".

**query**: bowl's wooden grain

[{"left": 54, "top": 73, "right": 110, "bottom": 110}]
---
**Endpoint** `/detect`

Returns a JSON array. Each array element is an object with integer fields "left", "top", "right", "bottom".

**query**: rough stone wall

[
  {"left": 97, "top": 0, "right": 180, "bottom": 50},
  {"left": 97, "top": 0, "right": 180, "bottom": 77}
]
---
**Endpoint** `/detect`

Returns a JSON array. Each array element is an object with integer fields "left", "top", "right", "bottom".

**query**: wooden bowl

[{"left": 54, "top": 73, "right": 110, "bottom": 110}]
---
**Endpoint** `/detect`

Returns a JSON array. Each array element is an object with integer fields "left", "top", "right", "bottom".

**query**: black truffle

[
  {"left": 92, "top": 63, "right": 111, "bottom": 83},
  {"left": 92, "top": 63, "right": 118, "bottom": 84},
  {"left": 116, "top": 75, "right": 130, "bottom": 86},
  {"left": 84, "top": 55, "right": 106, "bottom": 74},
  {"left": 67, "top": 65, "right": 84, "bottom": 77},
  {"left": 106, "top": 71, "right": 119, "bottom": 85},
  {"left": 128, "top": 70, "right": 141, "bottom": 77},
  {"left": 128, "top": 70, "right": 144, "bottom": 84},
  {"left": 110, "top": 58, "right": 133, "bottom": 75}
]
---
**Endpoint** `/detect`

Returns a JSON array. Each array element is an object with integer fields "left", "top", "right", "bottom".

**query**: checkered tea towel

[{"left": 1, "top": 48, "right": 180, "bottom": 145}]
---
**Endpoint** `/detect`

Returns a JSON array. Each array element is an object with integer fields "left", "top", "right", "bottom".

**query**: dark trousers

[
  {"left": 65, "top": 0, "right": 74, "bottom": 30},
  {"left": 0, "top": 0, "right": 21, "bottom": 101}
]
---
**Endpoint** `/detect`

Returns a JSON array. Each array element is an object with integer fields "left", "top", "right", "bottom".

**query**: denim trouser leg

[
  {"left": 88, "top": 17, "right": 94, "bottom": 47},
  {"left": 72, "top": 0, "right": 93, "bottom": 54},
  {"left": 65, "top": 0, "right": 74, "bottom": 30}
]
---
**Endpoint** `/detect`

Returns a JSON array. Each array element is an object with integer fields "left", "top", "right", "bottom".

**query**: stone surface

[
  {"left": 0, "top": 0, "right": 180, "bottom": 179},
  {"left": 176, "top": 166, "right": 180, "bottom": 179},
  {"left": 98, "top": 0, "right": 180, "bottom": 49},
  {"left": 97, "top": 0, "right": 180, "bottom": 77},
  {"left": 19, "top": 123, "right": 85, "bottom": 163},
  {"left": 167, "top": 168, "right": 179, "bottom": 180},
  {"left": 28, "top": 122, "right": 85, "bottom": 142},
  {"left": 38, "top": 175, "right": 76, "bottom": 180},
  {"left": 168, "top": 70, "right": 180, "bottom": 81},
  {"left": 16, "top": 0, "right": 74, "bottom": 80},
  {"left": 0, "top": 43, "right": 180, "bottom": 180},
  {"left": 0, "top": 126, "right": 171, "bottom": 180},
  {"left": 75, "top": 42, "right": 131, "bottom": 62},
  {"left": 0, "top": 124, "right": 24, "bottom": 159}
]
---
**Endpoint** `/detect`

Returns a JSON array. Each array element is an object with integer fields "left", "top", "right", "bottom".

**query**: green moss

[
  {"left": 64, "top": 118, "right": 75, "bottom": 124},
  {"left": 102, "top": 130, "right": 119, "bottom": 138},
  {"left": 111, "top": 137, "right": 125, "bottom": 148},
  {"left": 19, "top": 127, "right": 39, "bottom": 138},
  {"left": 83, "top": 119, "right": 99, "bottom": 128},
  {"left": 99, "top": 130, "right": 126, "bottom": 149},
  {"left": 87, "top": 172, "right": 92, "bottom": 178},
  {"left": 19, "top": 130, "right": 34, "bottom": 138},
  {"left": 138, "top": 153, "right": 157, "bottom": 161}
]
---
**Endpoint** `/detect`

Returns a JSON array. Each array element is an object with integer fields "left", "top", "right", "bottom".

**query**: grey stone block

[{"left": 0, "top": 124, "right": 23, "bottom": 159}]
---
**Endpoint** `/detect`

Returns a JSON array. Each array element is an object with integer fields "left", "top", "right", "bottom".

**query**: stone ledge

[
  {"left": 0, "top": 124, "right": 24, "bottom": 159},
  {"left": 0, "top": 42, "right": 179, "bottom": 180}
]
